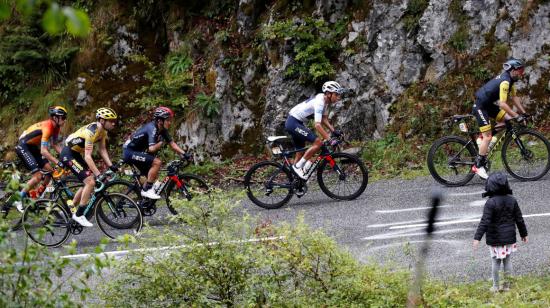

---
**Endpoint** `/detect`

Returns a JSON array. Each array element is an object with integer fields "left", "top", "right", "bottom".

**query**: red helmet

[{"left": 153, "top": 106, "right": 175, "bottom": 120}]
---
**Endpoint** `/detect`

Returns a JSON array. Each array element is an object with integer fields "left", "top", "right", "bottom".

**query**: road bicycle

[
  {"left": 104, "top": 158, "right": 210, "bottom": 217},
  {"left": 427, "top": 115, "right": 550, "bottom": 186},
  {"left": 22, "top": 169, "right": 143, "bottom": 247},
  {"left": 244, "top": 135, "right": 368, "bottom": 209}
]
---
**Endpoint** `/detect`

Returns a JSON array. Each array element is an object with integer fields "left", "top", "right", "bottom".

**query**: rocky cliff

[{"left": 2, "top": 0, "right": 549, "bottom": 160}]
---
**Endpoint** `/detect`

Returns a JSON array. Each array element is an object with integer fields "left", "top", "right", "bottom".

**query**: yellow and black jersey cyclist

[
  {"left": 13, "top": 106, "right": 67, "bottom": 212},
  {"left": 60, "top": 107, "right": 119, "bottom": 227},
  {"left": 472, "top": 58, "right": 528, "bottom": 180}
]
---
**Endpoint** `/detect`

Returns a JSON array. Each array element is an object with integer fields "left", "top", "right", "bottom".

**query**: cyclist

[
  {"left": 285, "top": 81, "right": 345, "bottom": 179},
  {"left": 472, "top": 58, "right": 528, "bottom": 179},
  {"left": 13, "top": 106, "right": 67, "bottom": 212},
  {"left": 122, "top": 106, "right": 189, "bottom": 199},
  {"left": 60, "top": 107, "right": 118, "bottom": 227}
]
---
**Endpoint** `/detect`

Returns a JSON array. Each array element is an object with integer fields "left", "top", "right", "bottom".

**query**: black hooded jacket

[{"left": 474, "top": 173, "right": 528, "bottom": 246}]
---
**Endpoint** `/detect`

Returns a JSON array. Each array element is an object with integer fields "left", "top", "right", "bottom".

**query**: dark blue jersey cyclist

[
  {"left": 123, "top": 107, "right": 188, "bottom": 199},
  {"left": 471, "top": 58, "right": 527, "bottom": 180}
]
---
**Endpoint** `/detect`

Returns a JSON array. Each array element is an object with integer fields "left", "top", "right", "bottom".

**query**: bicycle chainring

[
  {"left": 296, "top": 183, "right": 308, "bottom": 198},
  {"left": 142, "top": 203, "right": 157, "bottom": 216},
  {"left": 70, "top": 222, "right": 83, "bottom": 235}
]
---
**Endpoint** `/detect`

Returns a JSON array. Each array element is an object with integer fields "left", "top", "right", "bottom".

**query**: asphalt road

[
  {"left": 241, "top": 172, "right": 550, "bottom": 282},
  {"left": 4, "top": 171, "right": 550, "bottom": 283}
]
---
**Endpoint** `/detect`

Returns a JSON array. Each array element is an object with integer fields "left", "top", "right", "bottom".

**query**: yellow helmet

[{"left": 96, "top": 107, "right": 118, "bottom": 120}]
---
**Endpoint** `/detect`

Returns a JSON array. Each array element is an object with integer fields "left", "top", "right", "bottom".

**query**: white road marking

[
  {"left": 61, "top": 236, "right": 285, "bottom": 260},
  {"left": 364, "top": 228, "right": 475, "bottom": 240},
  {"left": 448, "top": 191, "right": 484, "bottom": 197},
  {"left": 469, "top": 200, "right": 486, "bottom": 207},
  {"left": 375, "top": 204, "right": 452, "bottom": 214},
  {"left": 367, "top": 219, "right": 428, "bottom": 228},
  {"left": 388, "top": 212, "right": 550, "bottom": 230}
]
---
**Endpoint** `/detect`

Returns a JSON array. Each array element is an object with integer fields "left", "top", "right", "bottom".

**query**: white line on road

[
  {"left": 469, "top": 200, "right": 485, "bottom": 207},
  {"left": 367, "top": 219, "right": 428, "bottom": 229},
  {"left": 61, "top": 236, "right": 285, "bottom": 260},
  {"left": 448, "top": 191, "right": 484, "bottom": 197},
  {"left": 388, "top": 212, "right": 550, "bottom": 230},
  {"left": 375, "top": 204, "right": 453, "bottom": 214},
  {"left": 363, "top": 228, "right": 475, "bottom": 240}
]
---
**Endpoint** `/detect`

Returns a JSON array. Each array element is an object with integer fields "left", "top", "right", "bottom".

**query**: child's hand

[
  {"left": 473, "top": 240, "right": 480, "bottom": 249},
  {"left": 522, "top": 236, "right": 528, "bottom": 243}
]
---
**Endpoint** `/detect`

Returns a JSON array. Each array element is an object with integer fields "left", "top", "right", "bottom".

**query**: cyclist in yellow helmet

[
  {"left": 13, "top": 106, "right": 67, "bottom": 212},
  {"left": 60, "top": 107, "right": 118, "bottom": 227}
]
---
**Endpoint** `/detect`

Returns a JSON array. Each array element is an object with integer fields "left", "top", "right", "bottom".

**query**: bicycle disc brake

[{"left": 70, "top": 221, "right": 83, "bottom": 235}]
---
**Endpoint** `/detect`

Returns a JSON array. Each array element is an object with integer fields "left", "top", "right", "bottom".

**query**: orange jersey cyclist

[
  {"left": 60, "top": 107, "right": 119, "bottom": 227},
  {"left": 122, "top": 106, "right": 189, "bottom": 200},
  {"left": 472, "top": 58, "right": 527, "bottom": 180},
  {"left": 284, "top": 81, "right": 345, "bottom": 180},
  {"left": 14, "top": 106, "right": 68, "bottom": 212}
]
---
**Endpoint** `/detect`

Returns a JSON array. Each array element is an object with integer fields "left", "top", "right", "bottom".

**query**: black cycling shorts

[
  {"left": 15, "top": 143, "right": 47, "bottom": 174},
  {"left": 60, "top": 146, "right": 92, "bottom": 182},
  {"left": 284, "top": 116, "right": 317, "bottom": 149},
  {"left": 472, "top": 101, "right": 506, "bottom": 133},
  {"left": 123, "top": 148, "right": 155, "bottom": 176}
]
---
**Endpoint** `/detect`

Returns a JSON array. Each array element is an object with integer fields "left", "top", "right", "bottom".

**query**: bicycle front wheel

[
  {"left": 95, "top": 193, "right": 143, "bottom": 239},
  {"left": 244, "top": 161, "right": 293, "bottom": 209},
  {"left": 165, "top": 174, "right": 210, "bottom": 215},
  {"left": 427, "top": 136, "right": 477, "bottom": 186},
  {"left": 317, "top": 153, "right": 368, "bottom": 200},
  {"left": 502, "top": 129, "right": 550, "bottom": 181},
  {"left": 23, "top": 199, "right": 71, "bottom": 247}
]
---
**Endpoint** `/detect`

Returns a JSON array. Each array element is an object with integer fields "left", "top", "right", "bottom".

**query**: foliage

[
  {"left": 262, "top": 17, "right": 348, "bottom": 84},
  {"left": 0, "top": 25, "right": 79, "bottom": 102},
  {"left": 99, "top": 192, "right": 410, "bottom": 306},
  {"left": 448, "top": 0, "right": 469, "bottom": 52},
  {"left": 0, "top": 0, "right": 90, "bottom": 37},
  {"left": 131, "top": 49, "right": 193, "bottom": 110},
  {"left": 0, "top": 170, "right": 109, "bottom": 307},
  {"left": 402, "top": 0, "right": 429, "bottom": 34},
  {"left": 194, "top": 92, "right": 220, "bottom": 118}
]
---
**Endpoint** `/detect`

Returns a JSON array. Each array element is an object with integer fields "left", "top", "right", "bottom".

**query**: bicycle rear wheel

[
  {"left": 427, "top": 136, "right": 477, "bottom": 186},
  {"left": 22, "top": 199, "right": 71, "bottom": 247},
  {"left": 502, "top": 129, "right": 550, "bottom": 181},
  {"left": 244, "top": 161, "right": 293, "bottom": 209},
  {"left": 165, "top": 174, "right": 210, "bottom": 215},
  {"left": 95, "top": 193, "right": 143, "bottom": 239},
  {"left": 317, "top": 153, "right": 368, "bottom": 200}
]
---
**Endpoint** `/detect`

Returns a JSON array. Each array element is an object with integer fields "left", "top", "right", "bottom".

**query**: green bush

[
  {"left": 402, "top": 0, "right": 429, "bottom": 33},
  {"left": 0, "top": 169, "right": 109, "bottom": 307},
  {"left": 262, "top": 17, "right": 347, "bottom": 84},
  {"left": 195, "top": 92, "right": 220, "bottom": 118},
  {"left": 99, "top": 192, "right": 411, "bottom": 306}
]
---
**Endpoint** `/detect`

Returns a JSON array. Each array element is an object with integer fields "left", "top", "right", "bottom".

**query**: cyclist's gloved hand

[
  {"left": 331, "top": 129, "right": 343, "bottom": 138},
  {"left": 515, "top": 115, "right": 527, "bottom": 123},
  {"left": 181, "top": 153, "right": 193, "bottom": 161},
  {"left": 109, "top": 164, "right": 119, "bottom": 173},
  {"left": 56, "top": 161, "right": 64, "bottom": 169},
  {"left": 324, "top": 139, "right": 340, "bottom": 147}
]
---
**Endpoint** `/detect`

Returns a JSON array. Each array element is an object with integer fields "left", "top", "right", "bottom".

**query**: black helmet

[
  {"left": 48, "top": 105, "right": 68, "bottom": 117},
  {"left": 482, "top": 172, "right": 513, "bottom": 197},
  {"left": 503, "top": 58, "right": 524, "bottom": 71}
]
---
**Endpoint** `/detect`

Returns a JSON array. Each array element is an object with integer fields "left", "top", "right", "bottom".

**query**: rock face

[{"left": 74, "top": 1, "right": 550, "bottom": 159}]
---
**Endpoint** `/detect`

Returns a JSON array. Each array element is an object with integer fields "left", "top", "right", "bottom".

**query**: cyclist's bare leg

[
  {"left": 479, "top": 131, "right": 492, "bottom": 156},
  {"left": 22, "top": 171, "right": 42, "bottom": 194},
  {"left": 77, "top": 176, "right": 95, "bottom": 209},
  {"left": 72, "top": 187, "right": 83, "bottom": 205},
  {"left": 146, "top": 158, "right": 161, "bottom": 184},
  {"left": 302, "top": 138, "right": 323, "bottom": 162}
]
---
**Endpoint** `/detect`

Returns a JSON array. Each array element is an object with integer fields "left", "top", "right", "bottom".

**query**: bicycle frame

[
  {"left": 124, "top": 160, "right": 190, "bottom": 198},
  {"left": 277, "top": 144, "right": 340, "bottom": 181}
]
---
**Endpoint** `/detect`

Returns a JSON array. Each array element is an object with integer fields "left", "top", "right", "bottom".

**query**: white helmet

[{"left": 322, "top": 81, "right": 344, "bottom": 94}]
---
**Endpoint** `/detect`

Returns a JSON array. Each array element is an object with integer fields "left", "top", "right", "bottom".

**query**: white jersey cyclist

[{"left": 289, "top": 94, "right": 329, "bottom": 123}]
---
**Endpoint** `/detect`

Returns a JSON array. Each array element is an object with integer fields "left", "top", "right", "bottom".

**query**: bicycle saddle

[
  {"left": 267, "top": 136, "right": 290, "bottom": 142},
  {"left": 452, "top": 115, "right": 474, "bottom": 122}
]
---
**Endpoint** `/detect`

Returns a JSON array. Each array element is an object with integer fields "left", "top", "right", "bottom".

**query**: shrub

[
  {"left": 99, "top": 192, "right": 410, "bottom": 306},
  {"left": 195, "top": 92, "right": 220, "bottom": 118},
  {"left": 262, "top": 17, "right": 347, "bottom": 84}
]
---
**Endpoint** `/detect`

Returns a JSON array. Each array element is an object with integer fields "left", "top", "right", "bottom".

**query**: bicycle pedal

[{"left": 70, "top": 222, "right": 83, "bottom": 235}]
